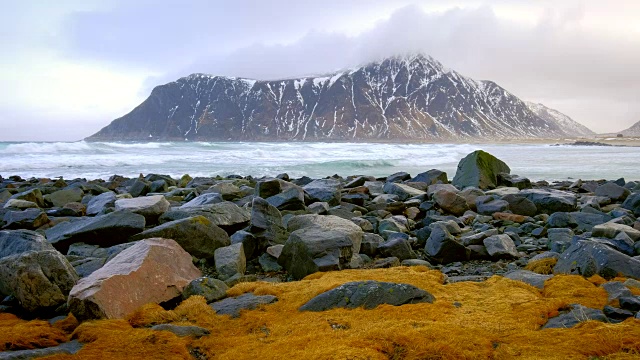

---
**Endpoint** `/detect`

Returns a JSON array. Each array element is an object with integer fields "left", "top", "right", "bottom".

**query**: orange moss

[
  {"left": 587, "top": 274, "right": 608, "bottom": 286},
  {"left": 542, "top": 275, "right": 609, "bottom": 309},
  {"left": 524, "top": 257, "right": 558, "bottom": 275},
  {"left": 0, "top": 313, "right": 68, "bottom": 351},
  {"left": 10, "top": 266, "right": 640, "bottom": 359},
  {"left": 52, "top": 313, "right": 79, "bottom": 334},
  {"left": 63, "top": 319, "right": 191, "bottom": 359}
]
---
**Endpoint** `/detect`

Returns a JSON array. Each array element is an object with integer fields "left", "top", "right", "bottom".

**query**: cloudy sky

[{"left": 1, "top": 0, "right": 639, "bottom": 141}]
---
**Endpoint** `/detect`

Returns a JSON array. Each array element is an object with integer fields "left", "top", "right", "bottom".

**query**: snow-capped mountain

[
  {"left": 87, "top": 54, "right": 591, "bottom": 141},
  {"left": 525, "top": 102, "right": 594, "bottom": 137},
  {"left": 620, "top": 120, "right": 640, "bottom": 136}
]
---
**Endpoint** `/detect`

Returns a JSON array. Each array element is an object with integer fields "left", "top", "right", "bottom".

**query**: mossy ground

[{"left": 4, "top": 266, "right": 638, "bottom": 359}]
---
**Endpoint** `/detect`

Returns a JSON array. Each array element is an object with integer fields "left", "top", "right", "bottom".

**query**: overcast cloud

[{"left": 1, "top": 0, "right": 639, "bottom": 141}]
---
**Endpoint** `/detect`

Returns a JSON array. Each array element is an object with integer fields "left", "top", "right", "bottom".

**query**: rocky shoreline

[{"left": 1, "top": 150, "right": 640, "bottom": 359}]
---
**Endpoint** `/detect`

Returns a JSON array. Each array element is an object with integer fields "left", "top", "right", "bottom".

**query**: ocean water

[{"left": 0, "top": 141, "right": 638, "bottom": 182}]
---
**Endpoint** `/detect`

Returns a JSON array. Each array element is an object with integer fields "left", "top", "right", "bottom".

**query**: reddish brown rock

[
  {"left": 493, "top": 212, "right": 526, "bottom": 223},
  {"left": 68, "top": 238, "right": 201, "bottom": 320}
]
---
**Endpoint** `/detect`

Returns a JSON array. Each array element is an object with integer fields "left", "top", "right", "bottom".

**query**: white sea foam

[{"left": 0, "top": 141, "right": 639, "bottom": 181}]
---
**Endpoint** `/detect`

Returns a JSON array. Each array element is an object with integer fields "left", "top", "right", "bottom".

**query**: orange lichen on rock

[
  {"left": 0, "top": 312, "right": 68, "bottom": 351},
  {"left": 9, "top": 267, "right": 640, "bottom": 359},
  {"left": 524, "top": 257, "right": 557, "bottom": 274}
]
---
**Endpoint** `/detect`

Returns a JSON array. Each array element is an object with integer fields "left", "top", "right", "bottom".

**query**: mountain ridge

[{"left": 87, "top": 54, "right": 593, "bottom": 142}]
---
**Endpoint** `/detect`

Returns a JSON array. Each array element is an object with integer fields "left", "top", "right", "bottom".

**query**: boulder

[
  {"left": 279, "top": 215, "right": 363, "bottom": 280},
  {"left": 180, "top": 193, "right": 223, "bottom": 208},
  {"left": 128, "top": 179, "right": 150, "bottom": 198},
  {"left": 519, "top": 189, "right": 577, "bottom": 214},
  {"left": 3, "top": 199, "right": 39, "bottom": 210},
  {"left": 0, "top": 340, "right": 82, "bottom": 359},
  {"left": 592, "top": 222, "right": 640, "bottom": 242},
  {"left": 2, "top": 208, "right": 49, "bottom": 230},
  {"left": 151, "top": 324, "right": 210, "bottom": 338},
  {"left": 299, "top": 281, "right": 435, "bottom": 311},
  {"left": 383, "top": 182, "right": 426, "bottom": 201},
  {"left": 360, "top": 233, "right": 384, "bottom": 257},
  {"left": 45, "top": 210, "right": 146, "bottom": 254},
  {"left": 115, "top": 195, "right": 170, "bottom": 224},
  {"left": 497, "top": 173, "right": 531, "bottom": 190},
  {"left": 266, "top": 185, "right": 305, "bottom": 211},
  {"left": 504, "top": 270, "right": 552, "bottom": 290},
  {"left": 502, "top": 194, "right": 538, "bottom": 217},
  {"left": 163, "top": 201, "right": 250, "bottom": 234},
  {"left": 214, "top": 243, "right": 246, "bottom": 281},
  {"left": 547, "top": 212, "right": 577, "bottom": 228},
  {"left": 432, "top": 189, "right": 469, "bottom": 216},
  {"left": 182, "top": 277, "right": 229, "bottom": 303},
  {"left": 250, "top": 197, "right": 288, "bottom": 245},
  {"left": 410, "top": 169, "right": 448, "bottom": 185},
  {"left": 554, "top": 240, "right": 640, "bottom": 279},
  {"left": 547, "top": 228, "right": 574, "bottom": 253},
  {"left": 130, "top": 216, "right": 230, "bottom": 259},
  {"left": 621, "top": 192, "right": 640, "bottom": 216},
  {"left": 377, "top": 238, "right": 417, "bottom": 261},
  {"left": 208, "top": 182, "right": 243, "bottom": 201},
  {"left": 0, "top": 229, "right": 54, "bottom": 258},
  {"left": 9, "top": 188, "right": 44, "bottom": 208},
  {"left": 255, "top": 178, "right": 282, "bottom": 198},
  {"left": 424, "top": 224, "right": 468, "bottom": 264},
  {"left": 210, "top": 293, "right": 278, "bottom": 318},
  {"left": 86, "top": 192, "right": 117, "bottom": 215},
  {"left": 475, "top": 196, "right": 509, "bottom": 215},
  {"left": 542, "top": 304, "right": 608, "bottom": 329},
  {"left": 570, "top": 212, "right": 613, "bottom": 232},
  {"left": 595, "top": 182, "right": 631, "bottom": 202},
  {"left": 600, "top": 282, "right": 633, "bottom": 302},
  {"left": 68, "top": 238, "right": 201, "bottom": 320},
  {"left": 44, "top": 188, "right": 83, "bottom": 208},
  {"left": 303, "top": 179, "right": 342, "bottom": 206},
  {"left": 483, "top": 234, "right": 519, "bottom": 259},
  {"left": 452, "top": 150, "right": 510, "bottom": 190},
  {"left": 0, "top": 250, "right": 78, "bottom": 313}
]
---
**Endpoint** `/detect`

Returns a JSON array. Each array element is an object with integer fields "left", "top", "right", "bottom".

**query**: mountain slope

[
  {"left": 525, "top": 102, "right": 594, "bottom": 137},
  {"left": 87, "top": 54, "right": 587, "bottom": 141},
  {"left": 620, "top": 120, "right": 640, "bottom": 136}
]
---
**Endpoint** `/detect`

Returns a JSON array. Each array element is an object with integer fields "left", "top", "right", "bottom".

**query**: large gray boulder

[
  {"left": 504, "top": 270, "right": 552, "bottom": 290},
  {"left": 9, "top": 188, "right": 44, "bottom": 208},
  {"left": 432, "top": 189, "right": 469, "bottom": 216},
  {"left": 377, "top": 238, "right": 417, "bottom": 261},
  {"left": 210, "top": 293, "right": 278, "bottom": 318},
  {"left": 519, "top": 189, "right": 577, "bottom": 214},
  {"left": 45, "top": 210, "right": 146, "bottom": 254},
  {"left": 621, "top": 192, "right": 640, "bottom": 216},
  {"left": 424, "top": 223, "right": 468, "bottom": 264},
  {"left": 595, "top": 182, "right": 631, "bottom": 202},
  {"left": 483, "top": 234, "right": 519, "bottom": 259},
  {"left": 130, "top": 215, "right": 230, "bottom": 259},
  {"left": 452, "top": 150, "right": 510, "bottom": 190},
  {"left": 554, "top": 240, "right": 640, "bottom": 279},
  {"left": 304, "top": 179, "right": 342, "bottom": 206},
  {"left": 542, "top": 304, "right": 608, "bottom": 329},
  {"left": 592, "top": 222, "right": 640, "bottom": 242},
  {"left": 410, "top": 169, "right": 448, "bottom": 185},
  {"left": 2, "top": 208, "right": 49, "bottom": 230},
  {"left": 214, "top": 243, "right": 246, "bottom": 281},
  {"left": 182, "top": 276, "right": 229, "bottom": 303},
  {"left": 279, "top": 215, "right": 363, "bottom": 280},
  {"left": 250, "top": 197, "right": 288, "bottom": 245},
  {"left": 0, "top": 229, "right": 54, "bottom": 258},
  {"left": 180, "top": 193, "right": 223, "bottom": 208},
  {"left": 44, "top": 188, "right": 84, "bottom": 207},
  {"left": 502, "top": 194, "right": 537, "bottom": 217},
  {"left": 115, "top": 195, "right": 170, "bottom": 224},
  {"left": 266, "top": 184, "right": 306, "bottom": 211},
  {"left": 160, "top": 201, "right": 251, "bottom": 234},
  {"left": 299, "top": 281, "right": 435, "bottom": 311},
  {"left": 0, "top": 249, "right": 78, "bottom": 313},
  {"left": 68, "top": 238, "right": 201, "bottom": 320},
  {"left": 383, "top": 182, "right": 426, "bottom": 201},
  {"left": 86, "top": 191, "right": 117, "bottom": 215}
]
